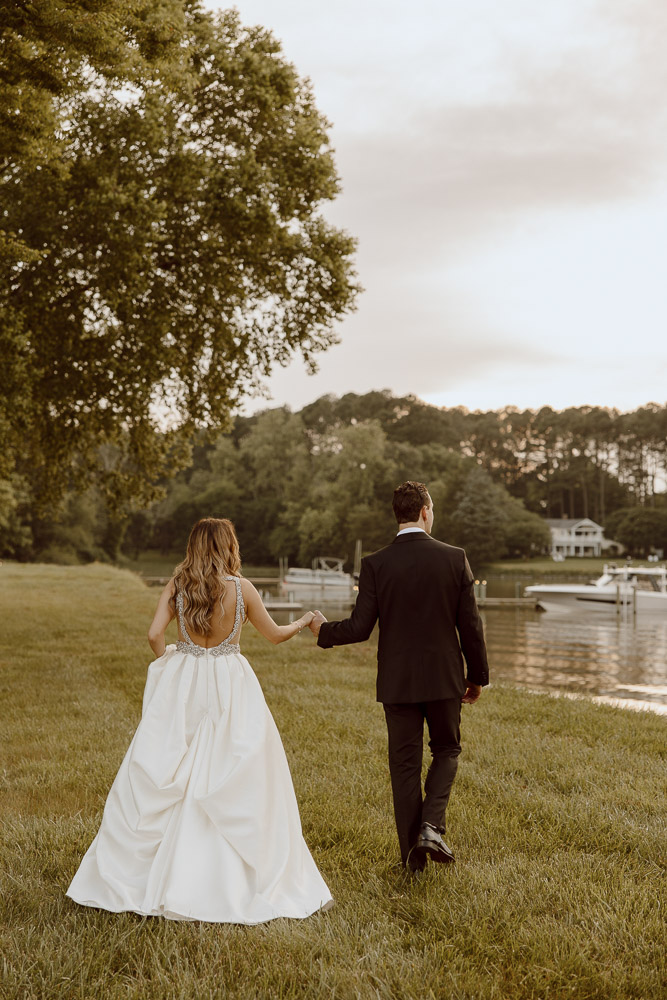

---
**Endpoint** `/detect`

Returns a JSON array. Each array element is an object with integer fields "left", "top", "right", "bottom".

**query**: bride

[{"left": 67, "top": 517, "right": 333, "bottom": 923}]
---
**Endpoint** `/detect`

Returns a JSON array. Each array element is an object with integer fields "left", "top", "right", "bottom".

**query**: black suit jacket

[{"left": 317, "top": 532, "right": 489, "bottom": 703}]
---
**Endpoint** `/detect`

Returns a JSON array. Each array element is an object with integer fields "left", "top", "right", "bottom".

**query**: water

[
  {"left": 481, "top": 606, "right": 667, "bottom": 714},
  {"left": 266, "top": 573, "right": 667, "bottom": 715}
]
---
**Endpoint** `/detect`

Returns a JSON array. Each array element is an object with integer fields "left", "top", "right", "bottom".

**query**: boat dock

[
  {"left": 142, "top": 576, "right": 302, "bottom": 611},
  {"left": 476, "top": 597, "right": 543, "bottom": 609},
  {"left": 142, "top": 578, "right": 541, "bottom": 608}
]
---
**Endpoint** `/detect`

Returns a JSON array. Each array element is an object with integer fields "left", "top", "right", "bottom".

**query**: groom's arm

[
  {"left": 456, "top": 553, "right": 489, "bottom": 687},
  {"left": 317, "top": 558, "right": 378, "bottom": 648}
]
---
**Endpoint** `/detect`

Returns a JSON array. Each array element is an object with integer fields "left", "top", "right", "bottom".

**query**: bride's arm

[
  {"left": 148, "top": 580, "right": 176, "bottom": 656},
  {"left": 241, "top": 580, "right": 314, "bottom": 644}
]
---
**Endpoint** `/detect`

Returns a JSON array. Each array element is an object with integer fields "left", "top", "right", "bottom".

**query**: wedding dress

[{"left": 67, "top": 576, "right": 332, "bottom": 923}]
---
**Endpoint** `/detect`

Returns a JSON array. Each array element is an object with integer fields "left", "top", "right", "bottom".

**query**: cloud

[
  {"left": 329, "top": 73, "right": 667, "bottom": 269},
  {"left": 321, "top": 0, "right": 667, "bottom": 274},
  {"left": 248, "top": 292, "right": 559, "bottom": 412},
  {"left": 223, "top": 0, "right": 667, "bottom": 413}
]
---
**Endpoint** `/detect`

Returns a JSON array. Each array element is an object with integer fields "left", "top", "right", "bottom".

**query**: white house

[{"left": 545, "top": 518, "right": 616, "bottom": 558}]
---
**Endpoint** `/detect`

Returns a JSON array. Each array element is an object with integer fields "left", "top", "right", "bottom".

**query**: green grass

[
  {"left": 119, "top": 550, "right": 279, "bottom": 580},
  {"left": 481, "top": 557, "right": 658, "bottom": 576},
  {"left": 1, "top": 562, "right": 666, "bottom": 1000},
  {"left": 117, "top": 549, "right": 182, "bottom": 577}
]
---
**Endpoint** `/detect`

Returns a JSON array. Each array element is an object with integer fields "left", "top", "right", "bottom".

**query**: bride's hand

[
  {"left": 294, "top": 611, "right": 314, "bottom": 634},
  {"left": 291, "top": 612, "right": 314, "bottom": 639}
]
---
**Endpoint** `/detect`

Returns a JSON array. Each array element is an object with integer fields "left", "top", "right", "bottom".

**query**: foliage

[
  {"left": 501, "top": 494, "right": 553, "bottom": 559},
  {"left": 450, "top": 466, "right": 510, "bottom": 567},
  {"left": 0, "top": 0, "right": 186, "bottom": 199},
  {"left": 0, "top": 475, "right": 32, "bottom": 557},
  {"left": 1, "top": 2, "right": 359, "bottom": 506},
  {"left": 604, "top": 507, "right": 667, "bottom": 556},
  {"left": 300, "top": 393, "right": 667, "bottom": 523},
  {"left": 119, "top": 412, "right": 553, "bottom": 570},
  {"left": 444, "top": 466, "right": 551, "bottom": 570},
  {"left": 0, "top": 0, "right": 191, "bottom": 483},
  {"left": 5, "top": 391, "right": 667, "bottom": 567}
]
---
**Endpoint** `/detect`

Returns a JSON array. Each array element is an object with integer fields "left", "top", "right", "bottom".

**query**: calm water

[
  {"left": 481, "top": 606, "right": 667, "bottom": 714},
  {"left": 267, "top": 574, "right": 667, "bottom": 715}
]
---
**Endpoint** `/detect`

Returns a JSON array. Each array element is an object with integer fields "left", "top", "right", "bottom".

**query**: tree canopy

[
  {"left": 3, "top": 390, "right": 667, "bottom": 567},
  {"left": 1, "top": 1, "right": 359, "bottom": 506}
]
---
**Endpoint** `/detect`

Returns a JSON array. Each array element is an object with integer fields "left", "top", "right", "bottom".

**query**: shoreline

[{"left": 507, "top": 682, "right": 667, "bottom": 716}]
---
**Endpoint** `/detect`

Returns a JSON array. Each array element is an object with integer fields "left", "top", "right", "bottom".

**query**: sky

[{"left": 204, "top": 0, "right": 667, "bottom": 415}]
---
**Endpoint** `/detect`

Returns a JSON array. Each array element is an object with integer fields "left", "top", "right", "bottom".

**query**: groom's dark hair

[{"left": 392, "top": 481, "right": 431, "bottom": 524}]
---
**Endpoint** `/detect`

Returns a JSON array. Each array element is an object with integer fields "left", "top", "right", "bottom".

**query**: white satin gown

[{"left": 67, "top": 577, "right": 333, "bottom": 923}]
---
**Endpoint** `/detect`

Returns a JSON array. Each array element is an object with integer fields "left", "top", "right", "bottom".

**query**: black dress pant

[{"left": 383, "top": 698, "right": 462, "bottom": 864}]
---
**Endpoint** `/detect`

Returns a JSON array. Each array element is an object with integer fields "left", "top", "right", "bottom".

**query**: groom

[{"left": 308, "top": 480, "right": 489, "bottom": 873}]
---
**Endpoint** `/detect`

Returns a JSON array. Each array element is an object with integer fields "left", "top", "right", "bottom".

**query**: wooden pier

[
  {"left": 141, "top": 577, "right": 541, "bottom": 610},
  {"left": 476, "top": 597, "right": 542, "bottom": 609}
]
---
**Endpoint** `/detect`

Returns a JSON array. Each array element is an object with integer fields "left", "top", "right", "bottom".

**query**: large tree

[
  {"left": 1, "top": 2, "right": 359, "bottom": 507},
  {"left": 604, "top": 507, "right": 667, "bottom": 557}
]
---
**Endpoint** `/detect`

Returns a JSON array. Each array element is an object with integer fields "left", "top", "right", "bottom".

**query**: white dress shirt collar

[{"left": 396, "top": 527, "right": 426, "bottom": 535}]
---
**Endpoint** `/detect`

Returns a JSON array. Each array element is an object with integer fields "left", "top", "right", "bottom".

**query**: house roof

[{"left": 545, "top": 518, "right": 602, "bottom": 529}]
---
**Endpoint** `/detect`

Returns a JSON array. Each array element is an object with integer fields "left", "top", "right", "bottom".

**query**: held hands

[
  {"left": 296, "top": 611, "right": 315, "bottom": 633},
  {"left": 293, "top": 610, "right": 326, "bottom": 638},
  {"left": 308, "top": 610, "right": 327, "bottom": 637}
]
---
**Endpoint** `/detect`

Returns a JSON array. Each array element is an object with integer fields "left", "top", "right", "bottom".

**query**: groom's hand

[
  {"left": 462, "top": 683, "right": 482, "bottom": 704},
  {"left": 308, "top": 610, "right": 327, "bottom": 637}
]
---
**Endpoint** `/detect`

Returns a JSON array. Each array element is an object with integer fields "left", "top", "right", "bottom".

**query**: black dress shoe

[
  {"left": 405, "top": 844, "right": 427, "bottom": 874},
  {"left": 417, "top": 823, "right": 455, "bottom": 864}
]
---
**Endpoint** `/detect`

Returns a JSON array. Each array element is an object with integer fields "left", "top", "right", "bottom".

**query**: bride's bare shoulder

[{"left": 240, "top": 577, "right": 259, "bottom": 600}]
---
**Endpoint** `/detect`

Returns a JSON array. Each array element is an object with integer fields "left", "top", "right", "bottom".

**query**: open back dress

[{"left": 66, "top": 576, "right": 332, "bottom": 923}]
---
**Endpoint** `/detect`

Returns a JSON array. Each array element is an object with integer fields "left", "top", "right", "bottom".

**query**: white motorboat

[
  {"left": 525, "top": 564, "right": 667, "bottom": 613},
  {"left": 280, "top": 557, "right": 356, "bottom": 599}
]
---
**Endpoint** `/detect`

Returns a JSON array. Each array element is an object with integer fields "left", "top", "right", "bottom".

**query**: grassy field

[
  {"left": 119, "top": 550, "right": 279, "bottom": 581},
  {"left": 479, "top": 557, "right": 656, "bottom": 576},
  {"left": 1, "top": 562, "right": 665, "bottom": 1000}
]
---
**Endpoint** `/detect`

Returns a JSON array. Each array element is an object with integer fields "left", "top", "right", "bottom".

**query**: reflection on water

[
  {"left": 482, "top": 608, "right": 667, "bottom": 714},
  {"left": 268, "top": 576, "right": 667, "bottom": 714}
]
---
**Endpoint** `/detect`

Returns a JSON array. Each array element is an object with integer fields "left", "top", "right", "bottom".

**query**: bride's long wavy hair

[{"left": 171, "top": 518, "right": 242, "bottom": 636}]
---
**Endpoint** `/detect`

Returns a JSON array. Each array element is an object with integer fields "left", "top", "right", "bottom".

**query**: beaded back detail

[{"left": 175, "top": 577, "right": 244, "bottom": 656}]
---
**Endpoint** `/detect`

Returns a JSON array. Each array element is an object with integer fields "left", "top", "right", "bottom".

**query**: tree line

[{"left": 4, "top": 392, "right": 667, "bottom": 572}]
